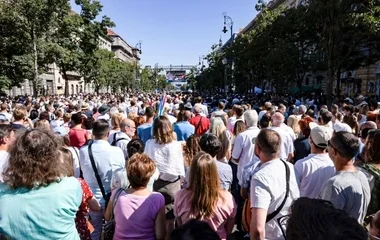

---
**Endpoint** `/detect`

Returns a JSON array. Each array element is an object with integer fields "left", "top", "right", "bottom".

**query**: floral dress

[{"left": 75, "top": 178, "right": 94, "bottom": 240}]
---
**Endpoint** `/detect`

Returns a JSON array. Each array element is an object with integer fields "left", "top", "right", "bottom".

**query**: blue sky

[{"left": 70, "top": 0, "right": 258, "bottom": 67}]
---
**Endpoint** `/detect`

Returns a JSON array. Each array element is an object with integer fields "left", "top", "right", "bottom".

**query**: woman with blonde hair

[
  {"left": 209, "top": 117, "right": 232, "bottom": 161},
  {"left": 174, "top": 152, "right": 236, "bottom": 240},
  {"left": 144, "top": 116, "right": 185, "bottom": 239},
  {"left": 110, "top": 113, "right": 123, "bottom": 135},
  {"left": 287, "top": 114, "right": 300, "bottom": 138}
]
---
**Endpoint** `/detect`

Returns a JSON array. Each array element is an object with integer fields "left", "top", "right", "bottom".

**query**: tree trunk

[
  {"left": 336, "top": 68, "right": 341, "bottom": 98},
  {"left": 32, "top": 27, "right": 39, "bottom": 97},
  {"left": 62, "top": 65, "right": 69, "bottom": 97}
]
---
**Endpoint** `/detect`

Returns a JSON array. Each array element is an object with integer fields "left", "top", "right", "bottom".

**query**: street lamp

[
  {"left": 222, "top": 12, "right": 234, "bottom": 93},
  {"left": 135, "top": 41, "right": 142, "bottom": 92},
  {"left": 222, "top": 58, "right": 228, "bottom": 95}
]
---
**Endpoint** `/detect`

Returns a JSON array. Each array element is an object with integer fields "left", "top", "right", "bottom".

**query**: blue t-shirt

[
  {"left": 137, "top": 123, "right": 153, "bottom": 144},
  {"left": 0, "top": 177, "right": 82, "bottom": 240},
  {"left": 173, "top": 122, "right": 195, "bottom": 141}
]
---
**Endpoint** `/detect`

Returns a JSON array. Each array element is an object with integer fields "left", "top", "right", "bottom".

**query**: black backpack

[{"left": 111, "top": 133, "right": 127, "bottom": 146}]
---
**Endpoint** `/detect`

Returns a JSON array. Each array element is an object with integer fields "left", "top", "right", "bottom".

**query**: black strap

[
  {"left": 88, "top": 143, "right": 107, "bottom": 200},
  {"left": 195, "top": 116, "right": 203, "bottom": 133},
  {"left": 266, "top": 160, "right": 290, "bottom": 223},
  {"left": 111, "top": 133, "right": 127, "bottom": 146}
]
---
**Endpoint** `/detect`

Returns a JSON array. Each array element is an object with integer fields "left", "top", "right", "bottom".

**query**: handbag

[
  {"left": 241, "top": 159, "right": 290, "bottom": 232},
  {"left": 102, "top": 188, "right": 124, "bottom": 240}
]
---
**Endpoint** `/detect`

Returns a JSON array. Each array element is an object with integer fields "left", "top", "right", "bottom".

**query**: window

[
  {"left": 305, "top": 78, "right": 310, "bottom": 85},
  {"left": 71, "top": 84, "right": 74, "bottom": 95},
  {"left": 58, "top": 77, "right": 61, "bottom": 83},
  {"left": 76, "top": 85, "right": 79, "bottom": 94}
]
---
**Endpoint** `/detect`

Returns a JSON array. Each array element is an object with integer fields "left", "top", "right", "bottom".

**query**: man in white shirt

[
  {"left": 108, "top": 118, "right": 135, "bottom": 159},
  {"left": 80, "top": 120, "right": 125, "bottom": 240},
  {"left": 0, "top": 124, "right": 15, "bottom": 182},
  {"left": 232, "top": 110, "right": 261, "bottom": 184},
  {"left": 211, "top": 101, "right": 227, "bottom": 120},
  {"left": 295, "top": 125, "right": 335, "bottom": 198},
  {"left": 270, "top": 112, "right": 294, "bottom": 161},
  {"left": 250, "top": 129, "right": 300, "bottom": 240}
]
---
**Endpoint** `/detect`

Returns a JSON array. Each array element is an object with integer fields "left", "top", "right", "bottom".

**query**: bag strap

[
  {"left": 110, "top": 188, "right": 124, "bottom": 220},
  {"left": 195, "top": 116, "right": 203, "bottom": 133},
  {"left": 88, "top": 143, "right": 107, "bottom": 200},
  {"left": 111, "top": 133, "right": 127, "bottom": 146},
  {"left": 266, "top": 159, "right": 290, "bottom": 223}
]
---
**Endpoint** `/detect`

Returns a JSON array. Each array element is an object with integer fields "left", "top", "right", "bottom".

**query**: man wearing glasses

[
  {"left": 108, "top": 118, "right": 136, "bottom": 160},
  {"left": 319, "top": 131, "right": 370, "bottom": 224}
]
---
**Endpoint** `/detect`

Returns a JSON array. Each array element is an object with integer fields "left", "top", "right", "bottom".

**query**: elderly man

[
  {"left": 270, "top": 112, "right": 295, "bottom": 161},
  {"left": 108, "top": 118, "right": 136, "bottom": 159},
  {"left": 189, "top": 106, "right": 210, "bottom": 135}
]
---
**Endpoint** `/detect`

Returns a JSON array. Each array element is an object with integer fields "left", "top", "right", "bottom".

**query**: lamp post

[
  {"left": 222, "top": 57, "right": 228, "bottom": 96},
  {"left": 135, "top": 41, "right": 142, "bottom": 92},
  {"left": 222, "top": 12, "right": 234, "bottom": 93}
]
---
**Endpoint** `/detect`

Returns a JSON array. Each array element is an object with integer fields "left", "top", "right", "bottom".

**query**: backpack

[{"left": 111, "top": 133, "right": 127, "bottom": 147}]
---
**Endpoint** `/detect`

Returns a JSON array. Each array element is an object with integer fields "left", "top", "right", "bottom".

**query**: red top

[
  {"left": 189, "top": 115, "right": 210, "bottom": 136},
  {"left": 75, "top": 178, "right": 94, "bottom": 240},
  {"left": 69, "top": 128, "right": 88, "bottom": 149}
]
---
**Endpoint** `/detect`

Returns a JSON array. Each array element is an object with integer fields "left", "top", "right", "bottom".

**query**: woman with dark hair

[
  {"left": 183, "top": 135, "right": 202, "bottom": 171},
  {"left": 60, "top": 147, "right": 100, "bottom": 240},
  {"left": 361, "top": 129, "right": 380, "bottom": 216},
  {"left": 105, "top": 153, "right": 166, "bottom": 240},
  {"left": 145, "top": 116, "right": 185, "bottom": 238},
  {"left": 285, "top": 198, "right": 368, "bottom": 240},
  {"left": 174, "top": 152, "right": 236, "bottom": 240},
  {"left": 171, "top": 219, "right": 221, "bottom": 240},
  {"left": 69, "top": 112, "right": 89, "bottom": 148},
  {"left": 0, "top": 129, "right": 82, "bottom": 239}
]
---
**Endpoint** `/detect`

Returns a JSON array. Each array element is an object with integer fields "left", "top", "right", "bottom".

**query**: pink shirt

[
  {"left": 114, "top": 191, "right": 164, "bottom": 240},
  {"left": 174, "top": 189, "right": 237, "bottom": 240}
]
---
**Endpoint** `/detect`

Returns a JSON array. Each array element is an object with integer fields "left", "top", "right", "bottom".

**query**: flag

[{"left": 157, "top": 94, "right": 167, "bottom": 117}]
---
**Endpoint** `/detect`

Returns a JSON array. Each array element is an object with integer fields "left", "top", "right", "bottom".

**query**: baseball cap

[{"left": 310, "top": 125, "right": 332, "bottom": 148}]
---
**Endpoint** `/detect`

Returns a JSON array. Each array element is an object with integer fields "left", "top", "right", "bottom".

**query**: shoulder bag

[
  {"left": 242, "top": 159, "right": 290, "bottom": 232},
  {"left": 102, "top": 188, "right": 124, "bottom": 240},
  {"left": 88, "top": 142, "right": 111, "bottom": 207}
]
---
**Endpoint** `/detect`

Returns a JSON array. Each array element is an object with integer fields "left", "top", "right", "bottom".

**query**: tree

[
  {"left": 54, "top": 0, "right": 114, "bottom": 96},
  {"left": 305, "top": 0, "right": 380, "bottom": 106},
  {"left": 0, "top": 0, "right": 70, "bottom": 95}
]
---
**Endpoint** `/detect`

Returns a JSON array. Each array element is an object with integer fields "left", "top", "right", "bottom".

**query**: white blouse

[{"left": 144, "top": 140, "right": 185, "bottom": 182}]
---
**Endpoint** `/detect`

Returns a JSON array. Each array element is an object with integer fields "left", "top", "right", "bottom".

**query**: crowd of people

[{"left": 0, "top": 92, "right": 379, "bottom": 240}]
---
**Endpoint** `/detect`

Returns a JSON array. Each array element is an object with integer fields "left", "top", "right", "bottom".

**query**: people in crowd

[
  {"left": 0, "top": 129, "right": 82, "bottom": 239},
  {"left": 11, "top": 105, "right": 33, "bottom": 130},
  {"left": 227, "top": 105, "right": 244, "bottom": 133},
  {"left": 59, "top": 147, "right": 101, "bottom": 240},
  {"left": 171, "top": 219, "right": 221, "bottom": 240},
  {"left": 79, "top": 119, "right": 125, "bottom": 239},
  {"left": 183, "top": 134, "right": 202, "bottom": 172},
  {"left": 211, "top": 101, "right": 227, "bottom": 120},
  {"left": 69, "top": 112, "right": 89, "bottom": 149},
  {"left": 110, "top": 112, "right": 123, "bottom": 135},
  {"left": 360, "top": 129, "right": 380, "bottom": 216},
  {"left": 270, "top": 112, "right": 294, "bottom": 161},
  {"left": 174, "top": 110, "right": 195, "bottom": 141},
  {"left": 285, "top": 198, "right": 368, "bottom": 240},
  {"left": 249, "top": 129, "right": 299, "bottom": 240},
  {"left": 293, "top": 116, "right": 314, "bottom": 163},
  {"left": 108, "top": 118, "right": 136, "bottom": 159},
  {"left": 105, "top": 153, "right": 166, "bottom": 240},
  {"left": 294, "top": 126, "right": 335, "bottom": 198},
  {"left": 193, "top": 96, "right": 208, "bottom": 117},
  {"left": 174, "top": 152, "right": 236, "bottom": 240},
  {"left": 320, "top": 131, "right": 371, "bottom": 223},
  {"left": 137, "top": 106, "right": 155, "bottom": 144},
  {"left": 189, "top": 106, "right": 210, "bottom": 135},
  {"left": 0, "top": 124, "right": 15, "bottom": 182},
  {"left": 145, "top": 116, "right": 185, "bottom": 239}
]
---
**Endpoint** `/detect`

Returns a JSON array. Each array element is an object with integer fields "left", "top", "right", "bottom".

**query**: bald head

[
  {"left": 361, "top": 121, "right": 377, "bottom": 130},
  {"left": 121, "top": 118, "right": 135, "bottom": 133},
  {"left": 271, "top": 112, "right": 285, "bottom": 127}
]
